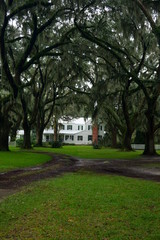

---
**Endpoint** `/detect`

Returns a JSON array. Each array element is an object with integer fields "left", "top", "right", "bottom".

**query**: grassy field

[
  {"left": 34, "top": 145, "right": 143, "bottom": 159},
  {"left": 0, "top": 172, "right": 160, "bottom": 240},
  {"left": 0, "top": 151, "right": 51, "bottom": 172},
  {"left": 0, "top": 146, "right": 142, "bottom": 172}
]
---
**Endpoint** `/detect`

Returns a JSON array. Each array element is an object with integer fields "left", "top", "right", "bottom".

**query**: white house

[
  {"left": 17, "top": 118, "right": 105, "bottom": 145},
  {"left": 43, "top": 117, "right": 105, "bottom": 145}
]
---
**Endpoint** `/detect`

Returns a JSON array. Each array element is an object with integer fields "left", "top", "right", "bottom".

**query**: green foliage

[
  {"left": 16, "top": 139, "right": 24, "bottom": 148},
  {"left": 99, "top": 135, "right": 111, "bottom": 147},
  {"left": 63, "top": 143, "right": 75, "bottom": 146},
  {"left": 1, "top": 0, "right": 160, "bottom": 155},
  {"left": 0, "top": 173, "right": 160, "bottom": 239},
  {"left": 92, "top": 141, "right": 102, "bottom": 149},
  {"left": 31, "top": 137, "right": 37, "bottom": 147},
  {"left": 134, "top": 131, "right": 145, "bottom": 144},
  {"left": 115, "top": 142, "right": 123, "bottom": 149},
  {"left": 51, "top": 141, "right": 62, "bottom": 148},
  {"left": 16, "top": 137, "right": 36, "bottom": 148}
]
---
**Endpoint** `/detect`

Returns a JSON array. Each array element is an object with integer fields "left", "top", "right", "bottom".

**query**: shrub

[
  {"left": 92, "top": 141, "right": 102, "bottom": 149},
  {"left": 51, "top": 141, "right": 62, "bottom": 148},
  {"left": 116, "top": 142, "right": 123, "bottom": 149},
  {"left": 63, "top": 143, "right": 75, "bottom": 146},
  {"left": 16, "top": 139, "right": 24, "bottom": 148}
]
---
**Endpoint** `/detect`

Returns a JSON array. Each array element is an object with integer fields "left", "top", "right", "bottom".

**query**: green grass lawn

[
  {"left": 35, "top": 145, "right": 143, "bottom": 159},
  {"left": 0, "top": 145, "right": 143, "bottom": 173},
  {"left": 0, "top": 151, "right": 51, "bottom": 172},
  {"left": 0, "top": 172, "right": 160, "bottom": 240}
]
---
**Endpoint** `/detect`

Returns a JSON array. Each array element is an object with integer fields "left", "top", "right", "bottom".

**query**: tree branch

[{"left": 135, "top": 0, "right": 157, "bottom": 31}]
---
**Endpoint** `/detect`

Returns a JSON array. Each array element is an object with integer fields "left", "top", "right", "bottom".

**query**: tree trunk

[
  {"left": 143, "top": 111, "right": 156, "bottom": 155},
  {"left": 35, "top": 115, "right": 44, "bottom": 147},
  {"left": 23, "top": 119, "right": 32, "bottom": 149},
  {"left": 0, "top": 115, "right": 9, "bottom": 151},
  {"left": 10, "top": 115, "right": 22, "bottom": 141},
  {"left": 92, "top": 124, "right": 98, "bottom": 145},
  {"left": 123, "top": 129, "right": 133, "bottom": 151},
  {"left": 122, "top": 86, "right": 133, "bottom": 151},
  {"left": 111, "top": 127, "right": 117, "bottom": 148},
  {"left": 36, "top": 128, "right": 44, "bottom": 147},
  {"left": 54, "top": 118, "right": 58, "bottom": 142}
]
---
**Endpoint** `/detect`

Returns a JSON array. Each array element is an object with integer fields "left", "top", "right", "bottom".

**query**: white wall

[
  {"left": 16, "top": 118, "right": 105, "bottom": 145},
  {"left": 131, "top": 144, "right": 160, "bottom": 150}
]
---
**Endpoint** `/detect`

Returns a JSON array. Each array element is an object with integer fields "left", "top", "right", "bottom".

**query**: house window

[
  {"left": 78, "top": 125, "right": 83, "bottom": 130},
  {"left": 67, "top": 125, "right": 72, "bottom": 130},
  {"left": 88, "top": 125, "right": 92, "bottom": 130},
  {"left": 61, "top": 124, "right": 65, "bottom": 130},
  {"left": 65, "top": 135, "right": 69, "bottom": 140},
  {"left": 99, "top": 125, "right": 103, "bottom": 131},
  {"left": 88, "top": 135, "right": 92, "bottom": 141},
  {"left": 46, "top": 135, "right": 49, "bottom": 142},
  {"left": 69, "top": 135, "right": 74, "bottom": 141},
  {"left": 77, "top": 136, "right": 83, "bottom": 141}
]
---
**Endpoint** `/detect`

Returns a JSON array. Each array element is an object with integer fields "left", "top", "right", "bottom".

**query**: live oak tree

[
  {"left": 20, "top": 67, "right": 40, "bottom": 149},
  {"left": 0, "top": 76, "right": 13, "bottom": 150},
  {"left": 74, "top": 0, "right": 160, "bottom": 155},
  {"left": 34, "top": 35, "right": 90, "bottom": 146},
  {"left": 133, "top": 0, "right": 160, "bottom": 154},
  {"left": 34, "top": 56, "right": 75, "bottom": 147},
  {"left": 97, "top": 45, "right": 146, "bottom": 151},
  {"left": 0, "top": 0, "right": 74, "bottom": 150},
  {"left": 35, "top": 59, "right": 57, "bottom": 147},
  {"left": 9, "top": 102, "right": 22, "bottom": 142},
  {"left": 1, "top": 0, "right": 160, "bottom": 155},
  {"left": 70, "top": 32, "right": 144, "bottom": 150}
]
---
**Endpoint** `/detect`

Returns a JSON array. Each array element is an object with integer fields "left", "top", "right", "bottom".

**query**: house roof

[
  {"left": 43, "top": 129, "right": 53, "bottom": 134},
  {"left": 60, "top": 130, "right": 82, "bottom": 135},
  {"left": 59, "top": 117, "right": 91, "bottom": 125},
  {"left": 17, "top": 129, "right": 84, "bottom": 135}
]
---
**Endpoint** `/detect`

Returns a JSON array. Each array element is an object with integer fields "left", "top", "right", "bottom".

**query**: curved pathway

[{"left": 1, "top": 152, "right": 160, "bottom": 201}]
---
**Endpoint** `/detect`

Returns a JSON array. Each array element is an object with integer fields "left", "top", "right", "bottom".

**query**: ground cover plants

[{"left": 0, "top": 172, "right": 160, "bottom": 240}]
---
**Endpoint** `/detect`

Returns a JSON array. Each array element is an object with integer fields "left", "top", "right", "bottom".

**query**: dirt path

[
  {"left": 79, "top": 157, "right": 160, "bottom": 182},
  {"left": 0, "top": 152, "right": 78, "bottom": 201},
  {"left": 1, "top": 152, "right": 160, "bottom": 201}
]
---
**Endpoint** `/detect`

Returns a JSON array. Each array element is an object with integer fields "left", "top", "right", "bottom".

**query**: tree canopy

[{"left": 0, "top": 0, "right": 160, "bottom": 155}]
